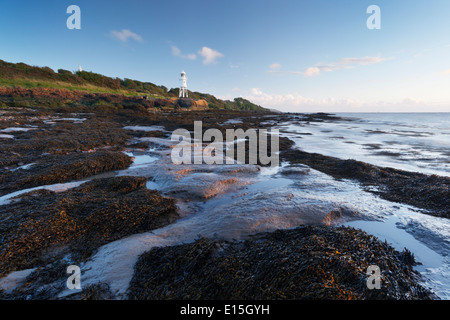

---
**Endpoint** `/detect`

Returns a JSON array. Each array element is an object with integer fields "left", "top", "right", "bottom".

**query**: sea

[{"left": 277, "top": 112, "right": 450, "bottom": 177}]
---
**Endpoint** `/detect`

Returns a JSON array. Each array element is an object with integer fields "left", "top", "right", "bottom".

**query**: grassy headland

[{"left": 0, "top": 59, "right": 264, "bottom": 111}]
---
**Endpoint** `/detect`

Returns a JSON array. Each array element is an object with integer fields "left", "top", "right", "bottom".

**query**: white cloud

[
  {"left": 171, "top": 45, "right": 197, "bottom": 60},
  {"left": 303, "top": 56, "right": 393, "bottom": 77},
  {"left": 217, "top": 87, "right": 448, "bottom": 112},
  {"left": 336, "top": 56, "right": 393, "bottom": 66},
  {"left": 170, "top": 44, "right": 224, "bottom": 65},
  {"left": 268, "top": 56, "right": 393, "bottom": 77},
  {"left": 198, "top": 47, "right": 224, "bottom": 65},
  {"left": 304, "top": 67, "right": 321, "bottom": 77},
  {"left": 440, "top": 69, "right": 450, "bottom": 75},
  {"left": 251, "top": 88, "right": 264, "bottom": 95},
  {"left": 269, "top": 63, "right": 282, "bottom": 71},
  {"left": 110, "top": 29, "right": 143, "bottom": 43},
  {"left": 244, "top": 89, "right": 363, "bottom": 111},
  {"left": 241, "top": 88, "right": 446, "bottom": 112},
  {"left": 397, "top": 97, "right": 425, "bottom": 106},
  {"left": 267, "top": 63, "right": 304, "bottom": 75},
  {"left": 171, "top": 46, "right": 182, "bottom": 56},
  {"left": 303, "top": 64, "right": 355, "bottom": 77}
]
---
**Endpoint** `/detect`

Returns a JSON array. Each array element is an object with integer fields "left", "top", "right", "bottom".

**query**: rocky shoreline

[{"left": 0, "top": 106, "right": 446, "bottom": 300}]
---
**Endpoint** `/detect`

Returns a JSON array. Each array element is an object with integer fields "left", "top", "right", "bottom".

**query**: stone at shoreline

[{"left": 176, "top": 98, "right": 209, "bottom": 110}]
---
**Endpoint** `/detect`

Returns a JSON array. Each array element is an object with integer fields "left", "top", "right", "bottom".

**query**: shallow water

[
  {"left": 0, "top": 180, "right": 88, "bottom": 206},
  {"left": 0, "top": 127, "right": 37, "bottom": 133},
  {"left": 43, "top": 118, "right": 86, "bottom": 124},
  {"left": 10, "top": 163, "right": 36, "bottom": 171},
  {"left": 278, "top": 113, "right": 450, "bottom": 177},
  {"left": 123, "top": 125, "right": 165, "bottom": 132}
]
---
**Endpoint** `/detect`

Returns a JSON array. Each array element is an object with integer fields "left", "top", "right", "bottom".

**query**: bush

[{"left": 57, "top": 69, "right": 73, "bottom": 75}]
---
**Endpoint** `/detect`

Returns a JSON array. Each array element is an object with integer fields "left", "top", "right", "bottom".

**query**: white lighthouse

[{"left": 179, "top": 70, "right": 188, "bottom": 98}]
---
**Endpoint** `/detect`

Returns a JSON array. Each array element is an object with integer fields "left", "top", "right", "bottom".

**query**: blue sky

[{"left": 1, "top": 0, "right": 450, "bottom": 112}]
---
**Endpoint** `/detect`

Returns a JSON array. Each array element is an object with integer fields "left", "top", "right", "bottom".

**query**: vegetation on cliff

[{"left": 0, "top": 59, "right": 264, "bottom": 111}]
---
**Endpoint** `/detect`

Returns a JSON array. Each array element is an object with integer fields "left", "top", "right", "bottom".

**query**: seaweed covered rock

[
  {"left": 128, "top": 226, "right": 436, "bottom": 300},
  {"left": 0, "top": 113, "right": 134, "bottom": 193},
  {"left": 0, "top": 151, "right": 133, "bottom": 196},
  {"left": 0, "top": 176, "right": 179, "bottom": 277}
]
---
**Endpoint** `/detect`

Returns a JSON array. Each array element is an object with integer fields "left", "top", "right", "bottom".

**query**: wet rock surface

[{"left": 128, "top": 226, "right": 435, "bottom": 300}]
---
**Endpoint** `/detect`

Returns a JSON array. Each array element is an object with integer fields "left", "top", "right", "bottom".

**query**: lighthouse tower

[{"left": 179, "top": 70, "right": 188, "bottom": 98}]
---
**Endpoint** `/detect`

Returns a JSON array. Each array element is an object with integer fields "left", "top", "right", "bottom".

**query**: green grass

[{"left": 0, "top": 78, "right": 164, "bottom": 98}]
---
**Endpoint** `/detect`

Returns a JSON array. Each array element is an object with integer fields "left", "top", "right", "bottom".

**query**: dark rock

[{"left": 176, "top": 98, "right": 193, "bottom": 109}]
